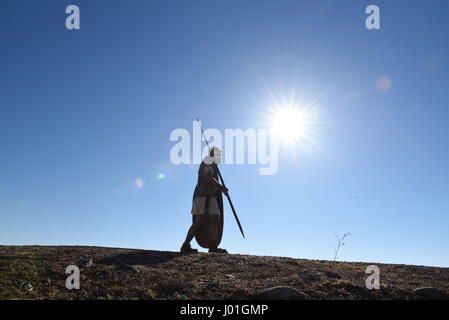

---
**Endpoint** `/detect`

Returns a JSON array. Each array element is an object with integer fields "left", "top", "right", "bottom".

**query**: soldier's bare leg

[{"left": 181, "top": 215, "right": 203, "bottom": 252}]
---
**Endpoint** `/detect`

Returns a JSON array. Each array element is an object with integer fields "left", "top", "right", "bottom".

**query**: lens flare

[
  {"left": 134, "top": 178, "right": 144, "bottom": 189},
  {"left": 375, "top": 76, "right": 393, "bottom": 92}
]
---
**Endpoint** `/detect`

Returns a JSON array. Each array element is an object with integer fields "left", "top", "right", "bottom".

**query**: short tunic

[{"left": 191, "top": 163, "right": 221, "bottom": 216}]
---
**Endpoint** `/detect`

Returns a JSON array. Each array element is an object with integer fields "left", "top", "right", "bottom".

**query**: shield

[{"left": 193, "top": 190, "right": 224, "bottom": 249}]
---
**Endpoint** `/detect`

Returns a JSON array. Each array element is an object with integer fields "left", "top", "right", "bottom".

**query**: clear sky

[{"left": 1, "top": 0, "right": 448, "bottom": 267}]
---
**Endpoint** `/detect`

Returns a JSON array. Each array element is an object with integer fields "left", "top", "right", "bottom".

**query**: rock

[
  {"left": 42, "top": 278, "right": 51, "bottom": 286},
  {"left": 254, "top": 286, "right": 309, "bottom": 300},
  {"left": 414, "top": 287, "right": 444, "bottom": 300},
  {"left": 24, "top": 283, "right": 33, "bottom": 292},
  {"left": 86, "top": 258, "right": 93, "bottom": 267}
]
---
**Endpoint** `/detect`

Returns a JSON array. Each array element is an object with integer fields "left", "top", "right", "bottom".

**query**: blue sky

[{"left": 1, "top": 0, "right": 449, "bottom": 267}]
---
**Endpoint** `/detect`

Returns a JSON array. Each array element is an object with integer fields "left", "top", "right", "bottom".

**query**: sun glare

[
  {"left": 264, "top": 104, "right": 319, "bottom": 150},
  {"left": 271, "top": 107, "right": 307, "bottom": 143}
]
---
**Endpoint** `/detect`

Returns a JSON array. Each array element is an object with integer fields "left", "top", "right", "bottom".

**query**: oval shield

[{"left": 193, "top": 190, "right": 224, "bottom": 249}]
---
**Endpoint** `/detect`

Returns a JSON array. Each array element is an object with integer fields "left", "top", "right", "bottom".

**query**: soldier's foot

[
  {"left": 180, "top": 243, "right": 198, "bottom": 253},
  {"left": 208, "top": 247, "right": 228, "bottom": 254}
]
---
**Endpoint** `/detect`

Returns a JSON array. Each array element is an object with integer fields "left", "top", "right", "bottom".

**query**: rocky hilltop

[{"left": 1, "top": 245, "right": 448, "bottom": 300}]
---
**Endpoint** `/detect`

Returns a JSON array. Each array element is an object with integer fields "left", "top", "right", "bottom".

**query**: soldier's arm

[{"left": 203, "top": 171, "right": 228, "bottom": 195}]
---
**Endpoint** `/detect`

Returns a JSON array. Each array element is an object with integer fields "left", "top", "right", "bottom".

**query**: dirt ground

[{"left": 1, "top": 245, "right": 448, "bottom": 300}]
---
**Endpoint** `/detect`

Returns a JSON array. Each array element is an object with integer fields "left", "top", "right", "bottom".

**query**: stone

[
  {"left": 414, "top": 287, "right": 444, "bottom": 300},
  {"left": 24, "top": 283, "right": 33, "bottom": 292}
]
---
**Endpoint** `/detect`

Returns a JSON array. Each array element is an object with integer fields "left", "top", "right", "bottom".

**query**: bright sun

[
  {"left": 265, "top": 104, "right": 319, "bottom": 149},
  {"left": 271, "top": 107, "right": 307, "bottom": 143}
]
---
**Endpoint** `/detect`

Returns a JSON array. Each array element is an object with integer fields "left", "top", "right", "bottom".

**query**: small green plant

[
  {"left": 177, "top": 294, "right": 188, "bottom": 300},
  {"left": 147, "top": 288, "right": 156, "bottom": 300},
  {"left": 332, "top": 232, "right": 351, "bottom": 267}
]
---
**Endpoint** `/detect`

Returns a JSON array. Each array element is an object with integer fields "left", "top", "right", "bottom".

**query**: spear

[{"left": 196, "top": 119, "right": 246, "bottom": 239}]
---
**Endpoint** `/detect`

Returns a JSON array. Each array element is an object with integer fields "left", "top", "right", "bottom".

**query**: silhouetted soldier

[{"left": 181, "top": 147, "right": 228, "bottom": 253}]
